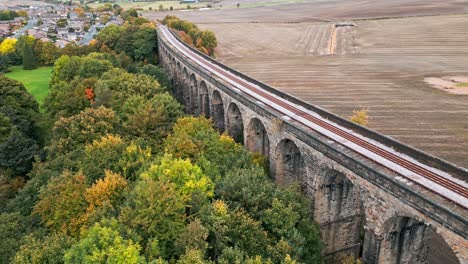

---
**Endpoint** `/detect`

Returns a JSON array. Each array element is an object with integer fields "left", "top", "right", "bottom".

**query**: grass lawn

[
  {"left": 5, "top": 66, "right": 52, "bottom": 105},
  {"left": 455, "top": 82, "right": 468, "bottom": 87}
]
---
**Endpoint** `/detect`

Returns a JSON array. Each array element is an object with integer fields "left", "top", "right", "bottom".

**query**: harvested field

[
  {"left": 148, "top": 0, "right": 468, "bottom": 23},
  {"left": 147, "top": 2, "right": 468, "bottom": 168}
]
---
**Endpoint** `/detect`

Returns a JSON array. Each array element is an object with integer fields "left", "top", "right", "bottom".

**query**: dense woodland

[{"left": 0, "top": 14, "right": 323, "bottom": 264}]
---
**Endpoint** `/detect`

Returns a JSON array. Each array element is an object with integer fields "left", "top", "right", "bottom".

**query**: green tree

[
  {"left": 0, "top": 212, "right": 28, "bottom": 263},
  {"left": 177, "top": 249, "right": 209, "bottom": 264},
  {"left": 81, "top": 135, "right": 127, "bottom": 184},
  {"left": 0, "top": 76, "right": 42, "bottom": 176},
  {"left": 122, "top": 93, "right": 183, "bottom": 148},
  {"left": 94, "top": 68, "right": 164, "bottom": 111},
  {"left": 64, "top": 221, "right": 144, "bottom": 264},
  {"left": 132, "top": 25, "right": 157, "bottom": 62},
  {"left": 44, "top": 78, "right": 93, "bottom": 118},
  {"left": 47, "top": 107, "right": 119, "bottom": 157},
  {"left": 50, "top": 55, "right": 82, "bottom": 84},
  {"left": 34, "top": 40, "right": 59, "bottom": 66},
  {"left": 6, "top": 159, "right": 59, "bottom": 216},
  {"left": 22, "top": 44, "right": 37, "bottom": 70},
  {"left": 140, "top": 64, "right": 171, "bottom": 88},
  {"left": 13, "top": 232, "right": 74, "bottom": 264},
  {"left": 200, "top": 30, "right": 217, "bottom": 55},
  {"left": 119, "top": 176, "right": 186, "bottom": 258},
  {"left": 175, "top": 218, "right": 209, "bottom": 257},
  {"left": 141, "top": 154, "right": 214, "bottom": 202},
  {"left": 78, "top": 57, "right": 113, "bottom": 79},
  {"left": 33, "top": 170, "right": 87, "bottom": 235},
  {"left": 164, "top": 117, "right": 254, "bottom": 180},
  {"left": 15, "top": 35, "right": 35, "bottom": 59},
  {"left": 96, "top": 24, "right": 124, "bottom": 49}
]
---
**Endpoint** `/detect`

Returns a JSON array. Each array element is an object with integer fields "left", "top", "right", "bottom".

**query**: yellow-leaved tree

[{"left": 0, "top": 38, "right": 17, "bottom": 54}]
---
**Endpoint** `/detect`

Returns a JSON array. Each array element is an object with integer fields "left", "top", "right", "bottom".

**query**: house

[{"left": 55, "top": 39, "right": 70, "bottom": 48}]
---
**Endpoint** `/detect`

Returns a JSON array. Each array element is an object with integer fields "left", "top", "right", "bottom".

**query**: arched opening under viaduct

[
  {"left": 189, "top": 74, "right": 198, "bottom": 115},
  {"left": 174, "top": 62, "right": 183, "bottom": 100},
  {"left": 314, "top": 169, "right": 364, "bottom": 262},
  {"left": 182, "top": 68, "right": 190, "bottom": 112},
  {"left": 275, "top": 139, "right": 306, "bottom": 186},
  {"left": 377, "top": 216, "right": 460, "bottom": 264},
  {"left": 246, "top": 118, "right": 270, "bottom": 160},
  {"left": 211, "top": 90, "right": 225, "bottom": 133},
  {"left": 199, "top": 81, "right": 210, "bottom": 118},
  {"left": 226, "top": 103, "right": 244, "bottom": 143}
]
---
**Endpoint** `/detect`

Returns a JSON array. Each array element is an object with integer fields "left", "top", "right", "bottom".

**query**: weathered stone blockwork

[{"left": 157, "top": 29, "right": 467, "bottom": 264}]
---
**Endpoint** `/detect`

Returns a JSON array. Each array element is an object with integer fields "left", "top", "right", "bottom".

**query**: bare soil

[
  {"left": 147, "top": 1, "right": 468, "bottom": 168},
  {"left": 425, "top": 77, "right": 468, "bottom": 95}
]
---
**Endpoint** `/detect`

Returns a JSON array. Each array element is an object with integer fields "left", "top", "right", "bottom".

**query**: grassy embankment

[{"left": 5, "top": 66, "right": 52, "bottom": 105}]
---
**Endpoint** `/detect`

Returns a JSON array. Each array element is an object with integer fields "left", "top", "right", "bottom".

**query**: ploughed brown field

[{"left": 147, "top": 0, "right": 468, "bottom": 169}]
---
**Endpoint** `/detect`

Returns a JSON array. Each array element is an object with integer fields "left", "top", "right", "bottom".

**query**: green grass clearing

[
  {"left": 455, "top": 82, "right": 468, "bottom": 88},
  {"left": 5, "top": 66, "right": 52, "bottom": 106}
]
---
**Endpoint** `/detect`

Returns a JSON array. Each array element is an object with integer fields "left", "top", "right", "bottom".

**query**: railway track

[{"left": 159, "top": 25, "right": 468, "bottom": 209}]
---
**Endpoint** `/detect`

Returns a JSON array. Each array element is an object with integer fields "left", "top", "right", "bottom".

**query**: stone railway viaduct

[{"left": 157, "top": 26, "right": 468, "bottom": 264}]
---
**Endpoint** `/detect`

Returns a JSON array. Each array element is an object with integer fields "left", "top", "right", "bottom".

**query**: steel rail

[{"left": 159, "top": 25, "right": 468, "bottom": 208}]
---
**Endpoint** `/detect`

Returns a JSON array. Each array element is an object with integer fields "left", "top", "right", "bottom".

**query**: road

[
  {"left": 13, "top": 19, "right": 37, "bottom": 38},
  {"left": 79, "top": 24, "right": 98, "bottom": 45}
]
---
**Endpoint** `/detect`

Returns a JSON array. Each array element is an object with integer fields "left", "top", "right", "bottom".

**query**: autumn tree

[
  {"left": 0, "top": 38, "right": 17, "bottom": 54},
  {"left": 47, "top": 107, "right": 119, "bottom": 157},
  {"left": 80, "top": 135, "right": 146, "bottom": 184},
  {"left": 34, "top": 40, "right": 59, "bottom": 66},
  {"left": 13, "top": 233, "right": 74, "bottom": 264},
  {"left": 33, "top": 170, "right": 87, "bottom": 235},
  {"left": 79, "top": 171, "right": 128, "bottom": 227},
  {"left": 200, "top": 30, "right": 217, "bottom": 55},
  {"left": 350, "top": 109, "right": 369, "bottom": 126}
]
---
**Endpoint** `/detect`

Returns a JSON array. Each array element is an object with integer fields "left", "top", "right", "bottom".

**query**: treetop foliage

[
  {"left": 1, "top": 15, "right": 322, "bottom": 264},
  {"left": 162, "top": 15, "right": 217, "bottom": 56}
]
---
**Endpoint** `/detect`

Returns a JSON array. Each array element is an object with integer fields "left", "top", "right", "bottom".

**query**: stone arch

[
  {"left": 378, "top": 216, "right": 460, "bottom": 264},
  {"left": 226, "top": 102, "right": 244, "bottom": 143},
  {"left": 171, "top": 57, "right": 176, "bottom": 76},
  {"left": 246, "top": 118, "right": 270, "bottom": 159},
  {"left": 275, "top": 139, "right": 306, "bottom": 186},
  {"left": 211, "top": 90, "right": 225, "bottom": 133},
  {"left": 189, "top": 73, "right": 198, "bottom": 114},
  {"left": 198, "top": 81, "right": 210, "bottom": 118},
  {"left": 181, "top": 68, "right": 190, "bottom": 112},
  {"left": 314, "top": 168, "right": 365, "bottom": 262},
  {"left": 174, "top": 62, "right": 183, "bottom": 100},
  {"left": 176, "top": 62, "right": 181, "bottom": 80}
]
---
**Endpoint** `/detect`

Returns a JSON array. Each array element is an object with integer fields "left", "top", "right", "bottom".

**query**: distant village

[{"left": 0, "top": 4, "right": 123, "bottom": 47}]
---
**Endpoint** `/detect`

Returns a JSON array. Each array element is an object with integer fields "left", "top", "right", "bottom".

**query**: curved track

[{"left": 159, "top": 25, "right": 468, "bottom": 209}]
